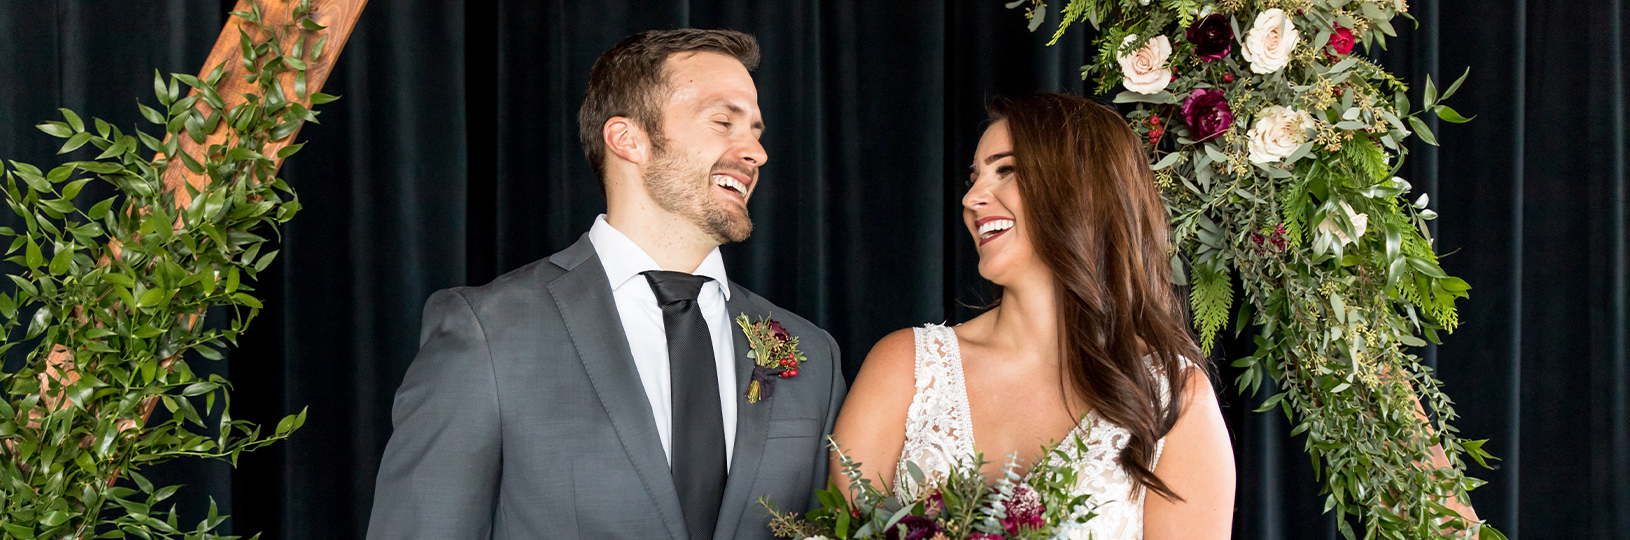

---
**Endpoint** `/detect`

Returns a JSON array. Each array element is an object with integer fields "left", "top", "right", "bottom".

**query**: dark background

[{"left": 0, "top": 0, "right": 1624, "bottom": 538}]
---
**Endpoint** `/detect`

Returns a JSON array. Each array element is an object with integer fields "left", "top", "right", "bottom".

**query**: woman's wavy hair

[{"left": 987, "top": 93, "right": 1203, "bottom": 501}]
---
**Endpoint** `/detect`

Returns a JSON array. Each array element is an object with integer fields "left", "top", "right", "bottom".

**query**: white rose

[
  {"left": 1318, "top": 201, "right": 1369, "bottom": 245},
  {"left": 1118, "top": 35, "right": 1173, "bottom": 94},
  {"left": 1247, "top": 105, "right": 1314, "bottom": 163},
  {"left": 1242, "top": 8, "right": 1300, "bottom": 74}
]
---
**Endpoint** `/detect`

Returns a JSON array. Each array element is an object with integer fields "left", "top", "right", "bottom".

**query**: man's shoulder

[
  {"left": 444, "top": 258, "right": 565, "bottom": 303},
  {"left": 427, "top": 239, "right": 591, "bottom": 316}
]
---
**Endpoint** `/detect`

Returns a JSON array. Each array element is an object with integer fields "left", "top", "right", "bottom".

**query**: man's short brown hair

[{"left": 578, "top": 29, "right": 761, "bottom": 182}]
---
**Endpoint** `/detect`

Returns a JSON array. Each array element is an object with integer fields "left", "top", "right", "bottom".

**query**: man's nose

[{"left": 736, "top": 136, "right": 768, "bottom": 168}]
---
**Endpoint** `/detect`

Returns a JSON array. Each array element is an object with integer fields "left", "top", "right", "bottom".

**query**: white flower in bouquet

[
  {"left": 1118, "top": 35, "right": 1172, "bottom": 94},
  {"left": 1242, "top": 8, "right": 1299, "bottom": 74},
  {"left": 1318, "top": 201, "right": 1369, "bottom": 245},
  {"left": 1247, "top": 105, "right": 1313, "bottom": 163}
]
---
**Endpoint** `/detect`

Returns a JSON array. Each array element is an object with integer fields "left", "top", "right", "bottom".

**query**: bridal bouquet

[{"left": 762, "top": 439, "right": 1097, "bottom": 540}]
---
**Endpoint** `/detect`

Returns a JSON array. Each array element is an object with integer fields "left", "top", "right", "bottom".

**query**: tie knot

[{"left": 642, "top": 270, "right": 713, "bottom": 305}]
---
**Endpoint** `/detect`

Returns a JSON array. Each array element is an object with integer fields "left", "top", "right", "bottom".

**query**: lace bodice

[{"left": 893, "top": 324, "right": 1175, "bottom": 540}]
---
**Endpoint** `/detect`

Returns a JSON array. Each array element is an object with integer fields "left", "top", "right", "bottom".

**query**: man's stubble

[{"left": 643, "top": 138, "right": 754, "bottom": 244}]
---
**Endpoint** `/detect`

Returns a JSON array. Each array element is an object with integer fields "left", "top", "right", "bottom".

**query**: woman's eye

[{"left": 996, "top": 165, "right": 1015, "bottom": 176}]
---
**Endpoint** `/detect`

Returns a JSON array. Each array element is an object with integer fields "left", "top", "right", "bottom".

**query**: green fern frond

[
  {"left": 1190, "top": 264, "right": 1233, "bottom": 355},
  {"left": 1049, "top": 0, "right": 1092, "bottom": 45},
  {"left": 1162, "top": 0, "right": 1200, "bottom": 27},
  {"left": 1341, "top": 135, "right": 1390, "bottom": 186},
  {"left": 1281, "top": 179, "right": 1309, "bottom": 245}
]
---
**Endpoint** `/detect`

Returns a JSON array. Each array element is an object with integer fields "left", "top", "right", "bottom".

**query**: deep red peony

[
  {"left": 1181, "top": 88, "right": 1234, "bottom": 142},
  {"left": 1185, "top": 14, "right": 1234, "bottom": 62}
]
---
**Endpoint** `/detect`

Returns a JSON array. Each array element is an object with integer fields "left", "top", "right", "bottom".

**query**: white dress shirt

[{"left": 587, "top": 215, "right": 738, "bottom": 469}]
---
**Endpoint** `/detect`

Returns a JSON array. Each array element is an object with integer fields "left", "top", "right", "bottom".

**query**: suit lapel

[
  {"left": 713, "top": 284, "right": 773, "bottom": 539},
  {"left": 548, "top": 236, "right": 688, "bottom": 540}
]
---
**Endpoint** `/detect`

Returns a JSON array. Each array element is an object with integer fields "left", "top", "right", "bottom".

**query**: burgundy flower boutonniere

[{"left": 736, "top": 313, "right": 806, "bottom": 403}]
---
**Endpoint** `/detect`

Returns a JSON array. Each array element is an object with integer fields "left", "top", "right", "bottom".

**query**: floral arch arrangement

[{"left": 1012, "top": 0, "right": 1501, "bottom": 538}]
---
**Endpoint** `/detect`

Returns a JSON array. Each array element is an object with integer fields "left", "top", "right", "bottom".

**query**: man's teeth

[
  {"left": 713, "top": 174, "right": 747, "bottom": 195},
  {"left": 978, "top": 219, "right": 1014, "bottom": 238}
]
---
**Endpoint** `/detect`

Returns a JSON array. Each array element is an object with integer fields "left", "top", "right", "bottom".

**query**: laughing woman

[{"left": 831, "top": 93, "right": 1235, "bottom": 539}]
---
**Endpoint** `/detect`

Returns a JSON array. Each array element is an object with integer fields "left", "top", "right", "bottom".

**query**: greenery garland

[
  {"left": 1012, "top": 0, "right": 1501, "bottom": 538},
  {"left": 0, "top": 3, "right": 334, "bottom": 538}
]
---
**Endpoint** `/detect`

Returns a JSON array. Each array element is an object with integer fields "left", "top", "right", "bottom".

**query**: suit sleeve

[
  {"left": 367, "top": 289, "right": 502, "bottom": 539},
  {"left": 809, "top": 330, "right": 848, "bottom": 510}
]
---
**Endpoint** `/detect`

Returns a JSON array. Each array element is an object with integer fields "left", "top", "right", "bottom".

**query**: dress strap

[{"left": 895, "top": 324, "right": 978, "bottom": 500}]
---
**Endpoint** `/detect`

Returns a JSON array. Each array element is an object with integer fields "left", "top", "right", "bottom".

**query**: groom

[{"left": 366, "top": 29, "right": 845, "bottom": 539}]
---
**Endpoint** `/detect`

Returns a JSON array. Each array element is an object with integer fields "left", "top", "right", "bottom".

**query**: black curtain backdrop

[{"left": 0, "top": 1, "right": 1625, "bottom": 538}]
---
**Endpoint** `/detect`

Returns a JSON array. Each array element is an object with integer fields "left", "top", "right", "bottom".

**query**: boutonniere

[{"left": 736, "top": 313, "right": 806, "bottom": 404}]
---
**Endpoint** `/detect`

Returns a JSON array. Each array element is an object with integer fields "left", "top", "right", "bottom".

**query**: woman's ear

[{"left": 603, "top": 116, "right": 649, "bottom": 166}]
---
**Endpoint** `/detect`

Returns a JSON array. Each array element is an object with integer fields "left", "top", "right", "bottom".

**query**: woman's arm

[
  {"left": 1143, "top": 367, "right": 1236, "bottom": 540},
  {"left": 828, "top": 328, "right": 918, "bottom": 497}
]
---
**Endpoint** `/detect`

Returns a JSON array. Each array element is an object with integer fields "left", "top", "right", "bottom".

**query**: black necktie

[{"left": 642, "top": 270, "right": 727, "bottom": 540}]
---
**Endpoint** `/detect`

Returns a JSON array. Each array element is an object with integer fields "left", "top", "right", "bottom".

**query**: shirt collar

[{"left": 587, "top": 214, "right": 732, "bottom": 301}]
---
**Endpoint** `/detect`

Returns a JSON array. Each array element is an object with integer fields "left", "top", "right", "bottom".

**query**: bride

[{"left": 831, "top": 93, "right": 1234, "bottom": 539}]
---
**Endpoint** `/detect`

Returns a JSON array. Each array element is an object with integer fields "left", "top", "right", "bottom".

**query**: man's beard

[{"left": 643, "top": 144, "right": 754, "bottom": 244}]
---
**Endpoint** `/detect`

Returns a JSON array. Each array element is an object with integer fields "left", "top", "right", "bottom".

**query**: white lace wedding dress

[{"left": 892, "top": 324, "right": 1177, "bottom": 540}]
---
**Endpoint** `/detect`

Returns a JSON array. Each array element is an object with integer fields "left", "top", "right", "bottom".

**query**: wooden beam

[{"left": 163, "top": 0, "right": 368, "bottom": 208}]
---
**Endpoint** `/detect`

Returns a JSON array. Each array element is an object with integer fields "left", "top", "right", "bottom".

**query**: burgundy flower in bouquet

[
  {"left": 1326, "top": 24, "right": 1356, "bottom": 59},
  {"left": 1185, "top": 14, "right": 1234, "bottom": 62},
  {"left": 923, "top": 490, "right": 946, "bottom": 518},
  {"left": 884, "top": 516, "right": 940, "bottom": 540},
  {"left": 1182, "top": 88, "right": 1234, "bottom": 141},
  {"left": 1000, "top": 484, "right": 1047, "bottom": 535}
]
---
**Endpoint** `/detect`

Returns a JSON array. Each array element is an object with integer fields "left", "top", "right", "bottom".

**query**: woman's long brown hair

[{"left": 989, "top": 94, "right": 1203, "bottom": 501}]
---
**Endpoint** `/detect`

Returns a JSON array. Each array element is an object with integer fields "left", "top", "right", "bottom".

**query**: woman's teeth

[
  {"left": 978, "top": 219, "right": 1014, "bottom": 239},
  {"left": 713, "top": 174, "right": 747, "bottom": 195}
]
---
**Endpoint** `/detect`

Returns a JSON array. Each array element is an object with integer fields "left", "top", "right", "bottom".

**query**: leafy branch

[{"left": 0, "top": 2, "right": 340, "bottom": 538}]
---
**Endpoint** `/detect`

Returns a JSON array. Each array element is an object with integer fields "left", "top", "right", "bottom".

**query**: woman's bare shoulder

[{"left": 853, "top": 327, "right": 918, "bottom": 389}]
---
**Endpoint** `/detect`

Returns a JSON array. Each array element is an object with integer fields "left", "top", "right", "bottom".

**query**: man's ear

[{"left": 603, "top": 116, "right": 649, "bottom": 166}]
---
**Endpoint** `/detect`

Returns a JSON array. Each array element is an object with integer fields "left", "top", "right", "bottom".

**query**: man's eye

[{"left": 717, "top": 121, "right": 732, "bottom": 129}]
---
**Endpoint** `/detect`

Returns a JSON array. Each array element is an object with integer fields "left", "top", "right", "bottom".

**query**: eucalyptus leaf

[
  {"left": 1112, "top": 90, "right": 1176, "bottom": 104},
  {"left": 1435, "top": 105, "right": 1474, "bottom": 123},
  {"left": 1441, "top": 67, "right": 1470, "bottom": 102},
  {"left": 58, "top": 133, "right": 95, "bottom": 155},
  {"left": 1408, "top": 116, "right": 1439, "bottom": 146}
]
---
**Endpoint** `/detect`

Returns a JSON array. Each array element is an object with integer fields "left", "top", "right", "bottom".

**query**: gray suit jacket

[{"left": 366, "top": 234, "right": 846, "bottom": 539}]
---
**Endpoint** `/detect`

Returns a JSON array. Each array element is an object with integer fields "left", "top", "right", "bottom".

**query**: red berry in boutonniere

[{"left": 736, "top": 313, "right": 808, "bottom": 403}]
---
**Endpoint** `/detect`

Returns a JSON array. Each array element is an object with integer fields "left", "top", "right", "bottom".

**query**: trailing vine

[
  {"left": 0, "top": 2, "right": 337, "bottom": 538},
  {"left": 1012, "top": 0, "right": 1500, "bottom": 538}
]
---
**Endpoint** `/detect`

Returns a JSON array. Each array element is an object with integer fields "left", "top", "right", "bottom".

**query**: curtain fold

[{"left": 0, "top": 1, "right": 1625, "bottom": 538}]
